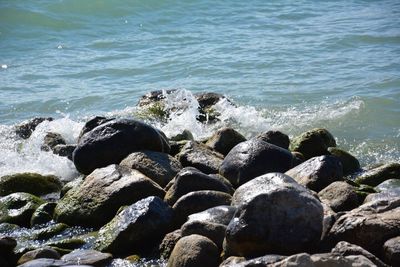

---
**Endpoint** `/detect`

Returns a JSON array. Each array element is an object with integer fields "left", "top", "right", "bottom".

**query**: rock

[
  {"left": 331, "top": 241, "right": 388, "bottom": 267},
  {"left": 256, "top": 130, "right": 290, "bottom": 150},
  {"left": 73, "top": 118, "right": 170, "bottom": 175},
  {"left": 177, "top": 141, "right": 224, "bottom": 174},
  {"left": 220, "top": 139, "right": 293, "bottom": 187},
  {"left": 291, "top": 151, "right": 305, "bottom": 166},
  {"left": 376, "top": 178, "right": 400, "bottom": 191},
  {"left": 0, "top": 173, "right": 62, "bottom": 197},
  {"left": 291, "top": 128, "right": 336, "bottom": 159},
  {"left": 383, "top": 236, "right": 400, "bottom": 267},
  {"left": 78, "top": 116, "right": 115, "bottom": 141},
  {"left": 318, "top": 181, "right": 359, "bottom": 212},
  {"left": 60, "top": 176, "right": 83, "bottom": 197},
  {"left": 355, "top": 163, "right": 400, "bottom": 186},
  {"left": 61, "top": 249, "right": 112, "bottom": 267},
  {"left": 220, "top": 255, "right": 285, "bottom": 267},
  {"left": 327, "top": 147, "right": 360, "bottom": 175},
  {"left": 164, "top": 167, "right": 232, "bottom": 205},
  {"left": 195, "top": 92, "right": 227, "bottom": 123},
  {"left": 172, "top": 190, "right": 232, "bottom": 226},
  {"left": 271, "top": 253, "right": 376, "bottom": 267},
  {"left": 226, "top": 173, "right": 324, "bottom": 257},
  {"left": 187, "top": 205, "right": 237, "bottom": 226},
  {"left": 364, "top": 187, "right": 400, "bottom": 203},
  {"left": 326, "top": 197, "right": 400, "bottom": 255},
  {"left": 0, "top": 236, "right": 17, "bottom": 267},
  {"left": 15, "top": 117, "right": 53, "bottom": 139},
  {"left": 159, "top": 230, "right": 182, "bottom": 260},
  {"left": 17, "top": 247, "right": 60, "bottom": 265},
  {"left": 41, "top": 132, "right": 66, "bottom": 152},
  {"left": 30, "top": 202, "right": 57, "bottom": 226},
  {"left": 54, "top": 165, "right": 165, "bottom": 228},
  {"left": 52, "top": 144, "right": 75, "bottom": 160},
  {"left": 119, "top": 151, "right": 182, "bottom": 187},
  {"left": 181, "top": 220, "right": 226, "bottom": 248},
  {"left": 285, "top": 155, "right": 343, "bottom": 192},
  {"left": 208, "top": 174, "right": 235, "bottom": 194},
  {"left": 169, "top": 140, "right": 189, "bottom": 157},
  {"left": 34, "top": 223, "right": 69, "bottom": 240},
  {"left": 137, "top": 90, "right": 175, "bottom": 107},
  {"left": 170, "top": 130, "right": 194, "bottom": 142},
  {"left": 321, "top": 202, "right": 337, "bottom": 241},
  {"left": 45, "top": 237, "right": 86, "bottom": 251},
  {"left": 167, "top": 234, "right": 219, "bottom": 267},
  {"left": 95, "top": 196, "right": 172, "bottom": 255},
  {"left": 205, "top": 127, "right": 246, "bottom": 156},
  {"left": 0, "top": 193, "right": 44, "bottom": 227},
  {"left": 16, "top": 258, "right": 93, "bottom": 267}
]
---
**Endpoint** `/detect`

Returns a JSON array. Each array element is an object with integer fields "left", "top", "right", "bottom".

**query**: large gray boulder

[
  {"left": 120, "top": 150, "right": 182, "bottom": 187},
  {"left": 326, "top": 197, "right": 400, "bottom": 255},
  {"left": 290, "top": 128, "right": 336, "bottom": 159},
  {"left": 94, "top": 196, "right": 172, "bottom": 255},
  {"left": 225, "top": 173, "right": 324, "bottom": 257},
  {"left": 54, "top": 165, "right": 165, "bottom": 228},
  {"left": 285, "top": 155, "right": 343, "bottom": 192},
  {"left": 219, "top": 139, "right": 293, "bottom": 187},
  {"left": 73, "top": 118, "right": 170, "bottom": 174}
]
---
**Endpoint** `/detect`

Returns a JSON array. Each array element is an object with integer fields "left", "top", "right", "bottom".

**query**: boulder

[
  {"left": 167, "top": 234, "right": 219, "bottom": 267},
  {"left": 321, "top": 202, "right": 337, "bottom": 241},
  {"left": 383, "top": 236, "right": 400, "bottom": 267},
  {"left": 318, "top": 181, "right": 359, "bottom": 212},
  {"left": 159, "top": 229, "right": 182, "bottom": 260},
  {"left": 169, "top": 140, "right": 189, "bottom": 157},
  {"left": 327, "top": 147, "right": 360, "bottom": 175},
  {"left": 0, "top": 236, "right": 17, "bottom": 267},
  {"left": 271, "top": 253, "right": 376, "bottom": 267},
  {"left": 17, "top": 247, "right": 60, "bottom": 265},
  {"left": 285, "top": 155, "right": 343, "bottom": 192},
  {"left": 61, "top": 249, "right": 112, "bottom": 267},
  {"left": 326, "top": 197, "right": 400, "bottom": 255},
  {"left": 60, "top": 176, "right": 83, "bottom": 197},
  {"left": 205, "top": 127, "right": 246, "bottom": 156},
  {"left": 164, "top": 167, "right": 232, "bottom": 205},
  {"left": 195, "top": 92, "right": 227, "bottom": 123},
  {"left": 94, "top": 196, "right": 173, "bottom": 255},
  {"left": 177, "top": 141, "right": 224, "bottom": 174},
  {"left": 376, "top": 178, "right": 400, "bottom": 191},
  {"left": 170, "top": 130, "right": 194, "bottom": 142},
  {"left": 73, "top": 118, "right": 170, "bottom": 175},
  {"left": 355, "top": 163, "right": 400, "bottom": 187},
  {"left": 220, "top": 255, "right": 285, "bottom": 267},
  {"left": 172, "top": 190, "right": 232, "bottom": 226},
  {"left": 0, "top": 173, "right": 62, "bottom": 197},
  {"left": 54, "top": 165, "right": 165, "bottom": 228},
  {"left": 364, "top": 187, "right": 400, "bottom": 203},
  {"left": 77, "top": 116, "right": 114, "bottom": 141},
  {"left": 119, "top": 150, "right": 182, "bottom": 187},
  {"left": 30, "top": 202, "right": 57, "bottom": 226},
  {"left": 41, "top": 132, "right": 66, "bottom": 152},
  {"left": 220, "top": 139, "right": 293, "bottom": 187},
  {"left": 225, "top": 173, "right": 323, "bottom": 257},
  {"left": 0, "top": 193, "right": 44, "bottom": 227},
  {"left": 52, "top": 144, "right": 75, "bottom": 160},
  {"left": 256, "top": 130, "right": 290, "bottom": 149},
  {"left": 181, "top": 220, "right": 226, "bottom": 249},
  {"left": 187, "top": 205, "right": 237, "bottom": 226},
  {"left": 17, "top": 258, "right": 93, "bottom": 267},
  {"left": 291, "top": 128, "right": 336, "bottom": 159},
  {"left": 15, "top": 117, "right": 53, "bottom": 139}
]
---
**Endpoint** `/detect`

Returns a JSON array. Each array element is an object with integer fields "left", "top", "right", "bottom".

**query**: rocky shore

[{"left": 1, "top": 91, "right": 400, "bottom": 267}]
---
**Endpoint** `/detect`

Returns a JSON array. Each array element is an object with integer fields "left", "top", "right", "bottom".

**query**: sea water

[{"left": 1, "top": 0, "right": 399, "bottom": 181}]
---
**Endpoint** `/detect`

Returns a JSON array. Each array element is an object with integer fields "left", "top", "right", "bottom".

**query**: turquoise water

[{"left": 0, "top": 0, "right": 399, "bottom": 179}]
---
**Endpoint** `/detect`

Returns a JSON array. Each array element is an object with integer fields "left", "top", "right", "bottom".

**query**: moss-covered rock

[
  {"left": 291, "top": 128, "right": 336, "bottom": 159},
  {"left": 0, "top": 173, "right": 62, "bottom": 197},
  {"left": 327, "top": 147, "right": 360, "bottom": 175},
  {"left": 0, "top": 193, "right": 44, "bottom": 227},
  {"left": 34, "top": 223, "right": 69, "bottom": 240},
  {"left": 30, "top": 202, "right": 57, "bottom": 226},
  {"left": 355, "top": 163, "right": 400, "bottom": 186}
]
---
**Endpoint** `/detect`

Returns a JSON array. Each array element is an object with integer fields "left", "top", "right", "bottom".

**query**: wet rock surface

[
  {"left": 318, "top": 181, "right": 359, "bottom": 212},
  {"left": 291, "top": 128, "right": 336, "bottom": 159},
  {"left": 205, "top": 127, "right": 246, "bottom": 156}
]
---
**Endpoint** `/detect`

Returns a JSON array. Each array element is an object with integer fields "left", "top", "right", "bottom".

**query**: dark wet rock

[
  {"left": 119, "top": 150, "right": 182, "bottom": 187},
  {"left": 61, "top": 249, "right": 112, "bottom": 267},
  {"left": 256, "top": 130, "right": 290, "bottom": 150},
  {"left": 327, "top": 147, "right": 360, "bottom": 175},
  {"left": 52, "top": 144, "right": 76, "bottom": 160},
  {"left": 271, "top": 253, "right": 375, "bottom": 267},
  {"left": 383, "top": 236, "right": 400, "bottom": 267},
  {"left": 41, "top": 132, "right": 66, "bottom": 152},
  {"left": 205, "top": 127, "right": 246, "bottom": 156},
  {"left": 321, "top": 202, "right": 337, "bottom": 242},
  {"left": 170, "top": 130, "right": 194, "bottom": 142},
  {"left": 73, "top": 118, "right": 170, "bottom": 175},
  {"left": 54, "top": 165, "right": 165, "bottom": 228},
  {"left": 195, "top": 92, "right": 227, "bottom": 123},
  {"left": 364, "top": 187, "right": 400, "bottom": 203},
  {"left": 169, "top": 140, "right": 189, "bottom": 157},
  {"left": 331, "top": 241, "right": 388, "bottom": 267},
  {"left": 291, "top": 151, "right": 305, "bottom": 167},
  {"left": 95, "top": 196, "right": 173, "bottom": 255},
  {"left": 0, "top": 236, "right": 17, "bottom": 267},
  {"left": 17, "top": 258, "right": 93, "bottom": 267},
  {"left": 172, "top": 190, "right": 232, "bottom": 226},
  {"left": 0, "top": 222, "right": 20, "bottom": 232},
  {"left": 0, "top": 173, "right": 62, "bottom": 197},
  {"left": 60, "top": 176, "right": 83, "bottom": 197},
  {"left": 34, "top": 223, "right": 69, "bottom": 240},
  {"left": 177, "top": 141, "right": 224, "bottom": 174},
  {"left": 220, "top": 255, "right": 285, "bottom": 267},
  {"left": 78, "top": 116, "right": 115, "bottom": 141},
  {"left": 187, "top": 205, "right": 237, "bottom": 226},
  {"left": 15, "top": 117, "right": 53, "bottom": 139},
  {"left": 45, "top": 237, "right": 86, "bottom": 251},
  {"left": 208, "top": 174, "right": 235, "bottom": 195},
  {"left": 225, "top": 173, "right": 323, "bottom": 257},
  {"left": 354, "top": 183, "right": 377, "bottom": 203},
  {"left": 164, "top": 167, "right": 232, "bottom": 205},
  {"left": 220, "top": 139, "right": 293, "bottom": 187},
  {"left": 285, "top": 155, "right": 343, "bottom": 192},
  {"left": 0, "top": 193, "right": 45, "bottom": 227},
  {"left": 30, "top": 202, "right": 57, "bottom": 226},
  {"left": 291, "top": 128, "right": 336, "bottom": 159},
  {"left": 167, "top": 234, "right": 219, "bottom": 267},
  {"left": 318, "top": 181, "right": 359, "bottom": 212},
  {"left": 159, "top": 229, "right": 182, "bottom": 260},
  {"left": 355, "top": 163, "right": 400, "bottom": 187},
  {"left": 181, "top": 220, "right": 226, "bottom": 249},
  {"left": 17, "top": 247, "right": 60, "bottom": 265},
  {"left": 326, "top": 197, "right": 400, "bottom": 255}
]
